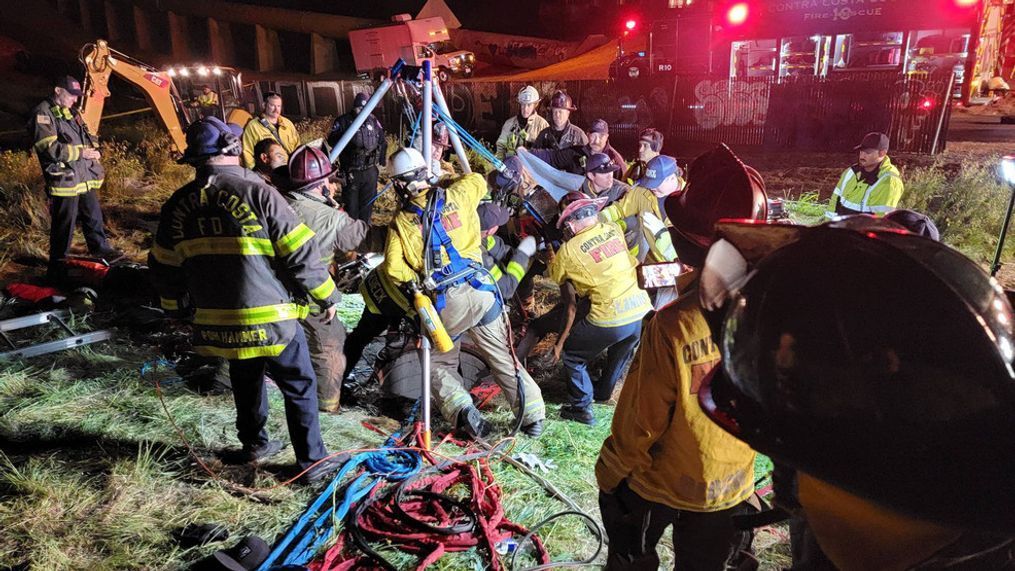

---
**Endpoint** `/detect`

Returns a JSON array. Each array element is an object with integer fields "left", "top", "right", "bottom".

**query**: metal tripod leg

[{"left": 0, "top": 310, "right": 115, "bottom": 360}]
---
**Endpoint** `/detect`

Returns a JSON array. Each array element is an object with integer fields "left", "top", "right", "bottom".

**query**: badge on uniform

[
  {"left": 37, "top": 114, "right": 51, "bottom": 125},
  {"left": 366, "top": 124, "right": 373, "bottom": 131}
]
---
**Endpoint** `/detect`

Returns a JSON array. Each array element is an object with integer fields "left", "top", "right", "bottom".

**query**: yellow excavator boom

[{"left": 80, "top": 40, "right": 188, "bottom": 153}]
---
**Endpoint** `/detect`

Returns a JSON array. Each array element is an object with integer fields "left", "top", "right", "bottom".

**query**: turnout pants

[
  {"left": 301, "top": 312, "right": 347, "bottom": 412},
  {"left": 432, "top": 284, "right": 545, "bottom": 426},
  {"left": 49, "top": 190, "right": 110, "bottom": 267},
  {"left": 562, "top": 318, "right": 642, "bottom": 409},
  {"left": 341, "top": 166, "right": 379, "bottom": 224},
  {"left": 227, "top": 328, "right": 328, "bottom": 470},
  {"left": 343, "top": 307, "right": 401, "bottom": 382},
  {"left": 599, "top": 481, "right": 751, "bottom": 571}
]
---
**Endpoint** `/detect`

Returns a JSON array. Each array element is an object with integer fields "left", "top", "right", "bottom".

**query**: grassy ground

[{"left": 0, "top": 120, "right": 1006, "bottom": 570}]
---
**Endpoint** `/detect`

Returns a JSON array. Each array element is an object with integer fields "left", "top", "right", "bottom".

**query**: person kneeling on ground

[
  {"left": 549, "top": 192, "right": 652, "bottom": 425},
  {"left": 282, "top": 145, "right": 369, "bottom": 412},
  {"left": 379, "top": 147, "right": 546, "bottom": 438}
]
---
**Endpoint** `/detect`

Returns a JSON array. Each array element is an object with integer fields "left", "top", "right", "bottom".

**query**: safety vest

[
  {"left": 495, "top": 113, "right": 549, "bottom": 159},
  {"left": 197, "top": 92, "right": 219, "bottom": 107},
  {"left": 29, "top": 99, "right": 105, "bottom": 197},
  {"left": 148, "top": 165, "right": 339, "bottom": 360},
  {"left": 825, "top": 157, "right": 904, "bottom": 218}
]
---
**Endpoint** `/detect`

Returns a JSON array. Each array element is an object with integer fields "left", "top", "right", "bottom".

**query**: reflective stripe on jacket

[
  {"left": 495, "top": 113, "right": 550, "bottom": 159},
  {"left": 548, "top": 221, "right": 651, "bottom": 328},
  {"left": 533, "top": 122, "right": 588, "bottom": 151},
  {"left": 596, "top": 275, "right": 756, "bottom": 512},
  {"left": 825, "top": 157, "right": 904, "bottom": 218},
  {"left": 29, "top": 99, "right": 105, "bottom": 197},
  {"left": 148, "top": 165, "right": 339, "bottom": 360},
  {"left": 241, "top": 115, "right": 300, "bottom": 168},
  {"left": 482, "top": 234, "right": 530, "bottom": 299}
]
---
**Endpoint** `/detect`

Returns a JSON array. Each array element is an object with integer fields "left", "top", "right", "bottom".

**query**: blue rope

[
  {"left": 258, "top": 437, "right": 423, "bottom": 570},
  {"left": 408, "top": 110, "right": 422, "bottom": 148},
  {"left": 431, "top": 104, "right": 505, "bottom": 172}
]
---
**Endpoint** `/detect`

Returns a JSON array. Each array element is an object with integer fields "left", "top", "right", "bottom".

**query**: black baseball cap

[
  {"left": 56, "top": 75, "right": 83, "bottom": 96},
  {"left": 585, "top": 152, "right": 621, "bottom": 174},
  {"left": 855, "top": 132, "right": 889, "bottom": 152}
]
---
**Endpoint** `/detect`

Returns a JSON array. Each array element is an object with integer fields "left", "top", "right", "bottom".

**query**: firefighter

[
  {"left": 283, "top": 145, "right": 369, "bottom": 412},
  {"left": 524, "top": 119, "right": 623, "bottom": 177},
  {"left": 478, "top": 202, "right": 537, "bottom": 299},
  {"left": 29, "top": 75, "right": 120, "bottom": 280},
  {"left": 601, "top": 155, "right": 684, "bottom": 264},
  {"left": 241, "top": 92, "right": 300, "bottom": 169},
  {"left": 587, "top": 119, "right": 625, "bottom": 174},
  {"left": 581, "top": 153, "right": 631, "bottom": 205},
  {"left": 698, "top": 220, "right": 1015, "bottom": 570},
  {"left": 495, "top": 85, "right": 549, "bottom": 159},
  {"left": 595, "top": 144, "right": 768, "bottom": 569},
  {"left": 549, "top": 192, "right": 652, "bottom": 425},
  {"left": 825, "top": 132, "right": 904, "bottom": 218},
  {"left": 328, "top": 92, "right": 387, "bottom": 223},
  {"left": 533, "top": 90, "right": 588, "bottom": 150},
  {"left": 251, "top": 138, "right": 287, "bottom": 186},
  {"left": 149, "top": 118, "right": 343, "bottom": 483},
  {"left": 381, "top": 147, "right": 545, "bottom": 438},
  {"left": 623, "top": 128, "right": 664, "bottom": 184}
]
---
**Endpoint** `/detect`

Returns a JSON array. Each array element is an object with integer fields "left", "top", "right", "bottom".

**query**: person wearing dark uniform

[
  {"left": 328, "top": 93, "right": 386, "bottom": 223},
  {"left": 29, "top": 75, "right": 119, "bottom": 279},
  {"left": 149, "top": 118, "right": 343, "bottom": 483},
  {"left": 532, "top": 90, "right": 588, "bottom": 151}
]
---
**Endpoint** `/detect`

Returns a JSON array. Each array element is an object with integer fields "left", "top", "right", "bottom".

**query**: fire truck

[{"left": 611, "top": 0, "right": 1009, "bottom": 101}]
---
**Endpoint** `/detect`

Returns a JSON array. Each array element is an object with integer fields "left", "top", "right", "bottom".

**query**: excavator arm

[{"left": 79, "top": 40, "right": 188, "bottom": 154}]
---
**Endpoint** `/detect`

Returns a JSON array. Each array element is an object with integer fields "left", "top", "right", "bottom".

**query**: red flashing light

[
  {"left": 919, "top": 96, "right": 937, "bottom": 110},
  {"left": 727, "top": 2, "right": 749, "bottom": 26},
  {"left": 625, "top": 19, "right": 638, "bottom": 31}
]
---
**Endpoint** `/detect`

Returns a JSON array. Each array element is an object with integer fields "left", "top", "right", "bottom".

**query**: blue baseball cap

[
  {"left": 638, "top": 155, "right": 681, "bottom": 190},
  {"left": 585, "top": 152, "right": 621, "bottom": 174}
]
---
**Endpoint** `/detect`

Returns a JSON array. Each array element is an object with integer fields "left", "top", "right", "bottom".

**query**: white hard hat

[
  {"left": 389, "top": 147, "right": 427, "bottom": 178},
  {"left": 517, "top": 86, "right": 540, "bottom": 105}
]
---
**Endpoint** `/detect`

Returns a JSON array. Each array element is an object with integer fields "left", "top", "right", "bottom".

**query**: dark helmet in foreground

[{"left": 699, "top": 222, "right": 1015, "bottom": 531}]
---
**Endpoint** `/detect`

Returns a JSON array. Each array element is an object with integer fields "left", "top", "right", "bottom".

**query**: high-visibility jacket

[
  {"left": 149, "top": 165, "right": 340, "bottom": 360},
  {"left": 825, "top": 157, "right": 904, "bottom": 218},
  {"left": 533, "top": 122, "right": 588, "bottom": 151},
  {"left": 197, "top": 91, "right": 219, "bottom": 107},
  {"left": 548, "top": 221, "right": 651, "bottom": 328},
  {"left": 596, "top": 274, "right": 756, "bottom": 512},
  {"left": 241, "top": 115, "right": 300, "bottom": 169},
  {"left": 482, "top": 234, "right": 531, "bottom": 299},
  {"left": 29, "top": 99, "right": 105, "bottom": 197},
  {"left": 379, "top": 173, "right": 487, "bottom": 311},
  {"left": 285, "top": 190, "right": 368, "bottom": 266},
  {"left": 601, "top": 185, "right": 676, "bottom": 263},
  {"left": 495, "top": 113, "right": 549, "bottom": 159}
]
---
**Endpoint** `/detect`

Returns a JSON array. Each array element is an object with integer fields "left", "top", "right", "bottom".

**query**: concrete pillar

[
  {"left": 133, "top": 5, "right": 153, "bottom": 51},
  {"left": 208, "top": 18, "right": 236, "bottom": 66},
  {"left": 310, "top": 33, "right": 338, "bottom": 75},
  {"left": 78, "top": 0, "right": 93, "bottom": 34},
  {"left": 168, "top": 11, "right": 190, "bottom": 61},
  {"left": 104, "top": 1, "right": 121, "bottom": 42},
  {"left": 255, "top": 24, "right": 283, "bottom": 72}
]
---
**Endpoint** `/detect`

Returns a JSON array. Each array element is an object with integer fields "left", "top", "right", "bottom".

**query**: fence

[{"left": 254, "top": 71, "right": 955, "bottom": 155}]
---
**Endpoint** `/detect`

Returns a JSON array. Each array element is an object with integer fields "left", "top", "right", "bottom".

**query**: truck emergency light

[
  {"left": 625, "top": 19, "right": 638, "bottom": 31},
  {"left": 726, "top": 3, "right": 749, "bottom": 26}
]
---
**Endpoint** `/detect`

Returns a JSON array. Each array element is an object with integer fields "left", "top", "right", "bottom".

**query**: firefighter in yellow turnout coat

[{"left": 380, "top": 147, "right": 545, "bottom": 439}]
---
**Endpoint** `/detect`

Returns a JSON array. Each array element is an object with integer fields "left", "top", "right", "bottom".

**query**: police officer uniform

[
  {"left": 149, "top": 118, "right": 341, "bottom": 474},
  {"left": 29, "top": 76, "right": 115, "bottom": 276},
  {"left": 328, "top": 93, "right": 386, "bottom": 223}
]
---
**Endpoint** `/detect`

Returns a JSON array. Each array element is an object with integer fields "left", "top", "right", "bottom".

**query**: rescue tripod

[
  {"left": 994, "top": 155, "right": 1015, "bottom": 277},
  {"left": 327, "top": 58, "right": 510, "bottom": 449}
]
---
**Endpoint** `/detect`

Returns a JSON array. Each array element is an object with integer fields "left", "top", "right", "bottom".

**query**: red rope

[{"left": 309, "top": 456, "right": 550, "bottom": 570}]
